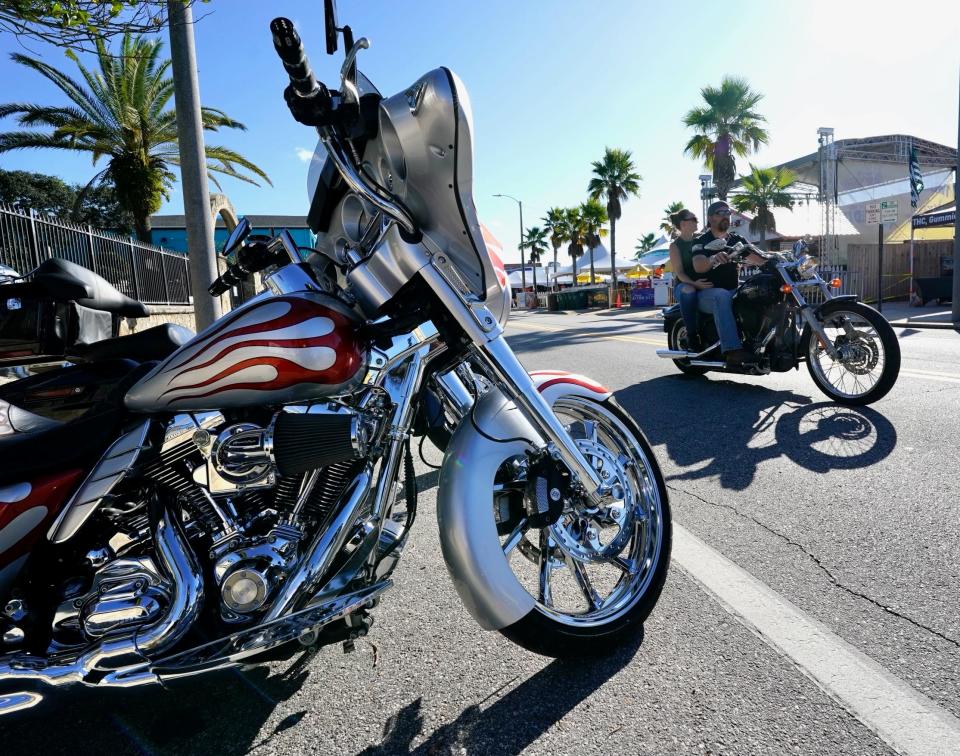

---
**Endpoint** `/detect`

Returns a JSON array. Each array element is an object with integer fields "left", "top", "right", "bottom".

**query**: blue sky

[{"left": 1, "top": 0, "right": 958, "bottom": 262}]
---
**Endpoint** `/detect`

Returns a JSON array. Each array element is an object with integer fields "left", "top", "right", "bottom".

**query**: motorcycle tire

[
  {"left": 667, "top": 319, "right": 709, "bottom": 376},
  {"left": 802, "top": 300, "right": 900, "bottom": 406},
  {"left": 498, "top": 396, "right": 671, "bottom": 658}
]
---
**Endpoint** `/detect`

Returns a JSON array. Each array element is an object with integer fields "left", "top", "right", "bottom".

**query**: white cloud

[{"left": 295, "top": 147, "right": 313, "bottom": 162}]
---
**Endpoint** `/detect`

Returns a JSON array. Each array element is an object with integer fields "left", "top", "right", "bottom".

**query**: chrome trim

[
  {"left": 47, "top": 420, "right": 152, "bottom": 544},
  {"left": 0, "top": 507, "right": 203, "bottom": 693},
  {"left": 475, "top": 336, "right": 605, "bottom": 503},
  {"left": 262, "top": 263, "right": 319, "bottom": 296},
  {"left": 264, "top": 467, "right": 373, "bottom": 620},
  {"left": 320, "top": 127, "right": 417, "bottom": 235}
]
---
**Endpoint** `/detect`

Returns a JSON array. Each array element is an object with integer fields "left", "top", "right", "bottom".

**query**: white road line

[{"left": 672, "top": 524, "right": 960, "bottom": 756}]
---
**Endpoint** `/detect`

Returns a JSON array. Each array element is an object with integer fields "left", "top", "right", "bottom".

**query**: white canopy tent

[
  {"left": 507, "top": 266, "right": 550, "bottom": 288},
  {"left": 550, "top": 243, "right": 636, "bottom": 279},
  {"left": 633, "top": 247, "right": 672, "bottom": 269}
]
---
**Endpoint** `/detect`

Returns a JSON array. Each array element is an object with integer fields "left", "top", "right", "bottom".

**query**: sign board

[
  {"left": 865, "top": 200, "right": 899, "bottom": 225},
  {"left": 880, "top": 199, "right": 898, "bottom": 224}
]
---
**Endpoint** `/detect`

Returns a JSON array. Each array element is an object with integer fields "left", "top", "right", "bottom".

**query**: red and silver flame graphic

[
  {"left": 0, "top": 469, "right": 83, "bottom": 570},
  {"left": 131, "top": 295, "right": 366, "bottom": 410}
]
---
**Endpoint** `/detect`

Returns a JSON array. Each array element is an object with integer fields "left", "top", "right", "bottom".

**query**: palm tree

[
  {"left": 634, "top": 233, "right": 657, "bottom": 259},
  {"left": 542, "top": 206, "right": 567, "bottom": 290},
  {"left": 579, "top": 197, "right": 608, "bottom": 285},
  {"left": 0, "top": 34, "right": 269, "bottom": 241},
  {"left": 660, "top": 201, "right": 686, "bottom": 239},
  {"left": 588, "top": 147, "right": 642, "bottom": 300},
  {"left": 563, "top": 207, "right": 587, "bottom": 284},
  {"left": 730, "top": 164, "right": 796, "bottom": 249},
  {"left": 521, "top": 225, "right": 550, "bottom": 304},
  {"left": 683, "top": 76, "right": 769, "bottom": 202}
]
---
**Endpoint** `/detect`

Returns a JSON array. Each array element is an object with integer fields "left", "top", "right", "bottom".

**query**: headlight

[{"left": 797, "top": 254, "right": 819, "bottom": 278}]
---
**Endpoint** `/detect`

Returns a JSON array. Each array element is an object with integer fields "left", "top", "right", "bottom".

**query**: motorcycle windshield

[{"left": 377, "top": 67, "right": 499, "bottom": 303}]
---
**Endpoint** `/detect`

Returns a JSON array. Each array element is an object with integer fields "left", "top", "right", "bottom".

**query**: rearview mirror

[
  {"left": 324, "top": 0, "right": 339, "bottom": 54},
  {"left": 703, "top": 238, "right": 727, "bottom": 251},
  {"left": 223, "top": 217, "right": 251, "bottom": 257}
]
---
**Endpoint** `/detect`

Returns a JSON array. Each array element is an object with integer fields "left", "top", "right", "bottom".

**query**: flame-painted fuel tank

[{"left": 125, "top": 293, "right": 367, "bottom": 412}]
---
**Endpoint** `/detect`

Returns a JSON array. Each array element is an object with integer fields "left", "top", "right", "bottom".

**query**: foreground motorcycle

[
  {"left": 658, "top": 239, "right": 901, "bottom": 405},
  {"left": 0, "top": 8, "right": 670, "bottom": 714}
]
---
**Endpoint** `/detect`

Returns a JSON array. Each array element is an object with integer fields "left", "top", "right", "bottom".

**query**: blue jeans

[
  {"left": 673, "top": 281, "right": 700, "bottom": 339},
  {"left": 697, "top": 287, "right": 742, "bottom": 353}
]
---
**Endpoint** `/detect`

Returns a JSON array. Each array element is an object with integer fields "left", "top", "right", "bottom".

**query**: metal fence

[{"left": 0, "top": 203, "right": 191, "bottom": 306}]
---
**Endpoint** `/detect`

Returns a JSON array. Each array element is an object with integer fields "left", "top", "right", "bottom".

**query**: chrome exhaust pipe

[
  {"left": 657, "top": 341, "right": 721, "bottom": 360},
  {"left": 689, "top": 360, "right": 726, "bottom": 368},
  {"left": 0, "top": 507, "right": 203, "bottom": 699}
]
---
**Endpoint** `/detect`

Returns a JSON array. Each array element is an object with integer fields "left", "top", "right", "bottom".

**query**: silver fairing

[{"left": 377, "top": 68, "right": 494, "bottom": 300}]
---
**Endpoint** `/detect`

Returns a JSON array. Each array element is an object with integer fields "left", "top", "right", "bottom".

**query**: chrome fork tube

[
  {"left": 418, "top": 262, "right": 605, "bottom": 503},
  {"left": 475, "top": 336, "right": 604, "bottom": 503}
]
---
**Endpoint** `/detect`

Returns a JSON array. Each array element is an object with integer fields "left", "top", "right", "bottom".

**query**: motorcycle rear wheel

[
  {"left": 496, "top": 395, "right": 671, "bottom": 657},
  {"left": 803, "top": 301, "right": 900, "bottom": 406},
  {"left": 667, "top": 319, "right": 709, "bottom": 376}
]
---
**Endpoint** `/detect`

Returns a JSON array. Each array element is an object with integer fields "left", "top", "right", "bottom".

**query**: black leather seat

[
  {"left": 69, "top": 323, "right": 194, "bottom": 363},
  {"left": 31, "top": 258, "right": 151, "bottom": 318},
  {"left": 0, "top": 405, "right": 125, "bottom": 485}
]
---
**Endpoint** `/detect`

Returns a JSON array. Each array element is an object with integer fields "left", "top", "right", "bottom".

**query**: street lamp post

[{"left": 494, "top": 193, "right": 525, "bottom": 305}]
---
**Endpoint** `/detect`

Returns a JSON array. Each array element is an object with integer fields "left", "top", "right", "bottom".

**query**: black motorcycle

[{"left": 657, "top": 239, "right": 901, "bottom": 406}]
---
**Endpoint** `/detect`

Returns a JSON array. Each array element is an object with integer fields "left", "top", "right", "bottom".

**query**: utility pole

[
  {"left": 495, "top": 193, "right": 526, "bottom": 306},
  {"left": 953, "top": 66, "right": 960, "bottom": 328},
  {"left": 168, "top": 0, "right": 220, "bottom": 330}
]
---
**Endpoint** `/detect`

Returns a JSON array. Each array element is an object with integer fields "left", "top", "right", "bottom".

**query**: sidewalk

[{"left": 880, "top": 301, "right": 955, "bottom": 330}]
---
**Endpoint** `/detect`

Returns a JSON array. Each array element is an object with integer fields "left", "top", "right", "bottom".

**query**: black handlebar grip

[
  {"left": 208, "top": 276, "right": 229, "bottom": 297},
  {"left": 270, "top": 17, "right": 318, "bottom": 97}
]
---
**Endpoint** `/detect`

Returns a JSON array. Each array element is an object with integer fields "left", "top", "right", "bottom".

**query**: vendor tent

[
  {"left": 507, "top": 266, "right": 550, "bottom": 288},
  {"left": 633, "top": 247, "right": 671, "bottom": 269},
  {"left": 551, "top": 242, "right": 636, "bottom": 278}
]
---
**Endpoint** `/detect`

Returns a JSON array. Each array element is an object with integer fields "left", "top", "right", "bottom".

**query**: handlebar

[{"left": 270, "top": 18, "right": 319, "bottom": 97}]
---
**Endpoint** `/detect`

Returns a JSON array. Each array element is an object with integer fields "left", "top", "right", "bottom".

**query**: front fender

[{"left": 436, "top": 370, "right": 610, "bottom": 631}]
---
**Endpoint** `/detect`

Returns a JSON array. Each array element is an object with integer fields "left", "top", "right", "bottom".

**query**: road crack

[{"left": 668, "top": 483, "right": 960, "bottom": 649}]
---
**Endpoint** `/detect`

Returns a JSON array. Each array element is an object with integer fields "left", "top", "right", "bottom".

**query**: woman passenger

[{"left": 668, "top": 209, "right": 711, "bottom": 351}]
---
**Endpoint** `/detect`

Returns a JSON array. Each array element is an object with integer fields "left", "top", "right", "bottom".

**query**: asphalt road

[{"left": 3, "top": 308, "right": 958, "bottom": 755}]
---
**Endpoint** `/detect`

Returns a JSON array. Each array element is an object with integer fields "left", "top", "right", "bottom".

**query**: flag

[{"left": 909, "top": 147, "right": 924, "bottom": 208}]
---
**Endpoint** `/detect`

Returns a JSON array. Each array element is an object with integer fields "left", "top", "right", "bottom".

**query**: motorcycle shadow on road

[
  {"left": 357, "top": 631, "right": 645, "bottom": 755},
  {"left": 615, "top": 376, "right": 897, "bottom": 490},
  {"left": 0, "top": 656, "right": 313, "bottom": 756}
]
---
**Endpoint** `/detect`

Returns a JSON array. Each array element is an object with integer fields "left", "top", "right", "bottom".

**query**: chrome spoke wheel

[
  {"left": 809, "top": 310, "right": 887, "bottom": 400},
  {"left": 496, "top": 397, "right": 666, "bottom": 628}
]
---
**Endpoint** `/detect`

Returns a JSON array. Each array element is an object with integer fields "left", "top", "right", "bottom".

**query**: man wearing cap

[{"left": 691, "top": 200, "right": 767, "bottom": 365}]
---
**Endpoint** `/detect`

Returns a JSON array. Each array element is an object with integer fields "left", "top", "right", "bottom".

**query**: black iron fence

[{"left": 0, "top": 203, "right": 191, "bottom": 306}]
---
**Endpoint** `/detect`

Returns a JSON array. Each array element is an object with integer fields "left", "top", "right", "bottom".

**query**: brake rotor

[
  {"left": 834, "top": 334, "right": 879, "bottom": 375},
  {"left": 546, "top": 436, "right": 636, "bottom": 563}
]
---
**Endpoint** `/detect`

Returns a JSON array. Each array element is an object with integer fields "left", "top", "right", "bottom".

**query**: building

[
  {"left": 736, "top": 133, "right": 956, "bottom": 303},
  {"left": 149, "top": 214, "right": 316, "bottom": 254}
]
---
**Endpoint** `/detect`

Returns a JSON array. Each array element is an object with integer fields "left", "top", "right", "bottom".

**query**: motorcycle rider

[{"left": 691, "top": 200, "right": 767, "bottom": 365}]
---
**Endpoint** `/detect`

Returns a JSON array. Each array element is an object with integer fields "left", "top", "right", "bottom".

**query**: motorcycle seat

[
  {"left": 69, "top": 323, "right": 194, "bottom": 363},
  {"left": 0, "top": 404, "right": 124, "bottom": 485},
  {"left": 11, "top": 258, "right": 153, "bottom": 318}
]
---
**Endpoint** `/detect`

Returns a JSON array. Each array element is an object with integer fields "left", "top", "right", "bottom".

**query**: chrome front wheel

[
  {"left": 495, "top": 395, "right": 671, "bottom": 656},
  {"left": 805, "top": 302, "right": 901, "bottom": 406}
]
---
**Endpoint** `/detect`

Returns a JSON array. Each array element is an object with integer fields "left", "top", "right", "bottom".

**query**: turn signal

[
  {"left": 830, "top": 278, "right": 842, "bottom": 288},
  {"left": 780, "top": 284, "right": 792, "bottom": 293}
]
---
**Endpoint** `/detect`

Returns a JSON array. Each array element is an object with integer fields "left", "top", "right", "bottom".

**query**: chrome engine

[{"left": 37, "top": 393, "right": 390, "bottom": 649}]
